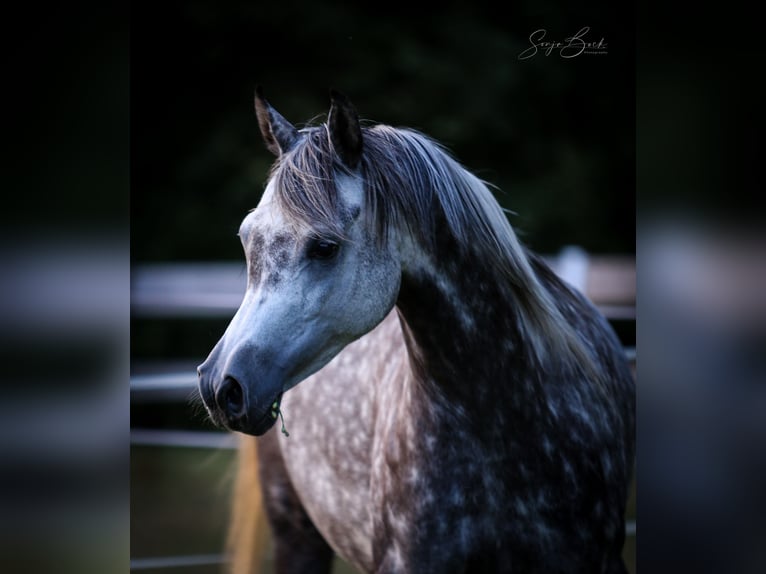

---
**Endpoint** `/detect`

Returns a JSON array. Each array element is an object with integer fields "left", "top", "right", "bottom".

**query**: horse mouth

[
  {"left": 199, "top": 377, "right": 284, "bottom": 436},
  {"left": 239, "top": 392, "right": 284, "bottom": 436}
]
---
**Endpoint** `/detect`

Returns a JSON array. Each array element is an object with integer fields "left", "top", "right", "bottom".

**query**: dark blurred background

[{"left": 131, "top": 1, "right": 634, "bottom": 265}]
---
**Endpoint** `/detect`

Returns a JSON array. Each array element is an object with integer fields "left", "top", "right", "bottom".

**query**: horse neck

[{"left": 394, "top": 225, "right": 542, "bottom": 427}]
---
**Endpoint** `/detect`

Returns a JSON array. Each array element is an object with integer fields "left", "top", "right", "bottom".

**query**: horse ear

[
  {"left": 254, "top": 86, "right": 300, "bottom": 156},
  {"left": 328, "top": 89, "right": 363, "bottom": 169}
]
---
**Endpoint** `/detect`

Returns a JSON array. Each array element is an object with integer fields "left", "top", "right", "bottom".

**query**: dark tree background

[{"left": 132, "top": 1, "right": 634, "bottom": 262}]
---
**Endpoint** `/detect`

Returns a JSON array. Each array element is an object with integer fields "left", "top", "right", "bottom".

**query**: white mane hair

[{"left": 268, "top": 123, "right": 602, "bottom": 383}]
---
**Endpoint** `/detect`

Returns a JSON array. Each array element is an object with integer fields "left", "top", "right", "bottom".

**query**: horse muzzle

[{"left": 197, "top": 365, "right": 283, "bottom": 436}]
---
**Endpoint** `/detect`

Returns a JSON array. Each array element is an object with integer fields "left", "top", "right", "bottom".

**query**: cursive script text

[{"left": 518, "top": 27, "right": 608, "bottom": 60}]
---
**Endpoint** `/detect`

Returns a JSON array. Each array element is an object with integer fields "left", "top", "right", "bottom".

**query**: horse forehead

[
  {"left": 335, "top": 172, "right": 364, "bottom": 206},
  {"left": 240, "top": 187, "right": 290, "bottom": 238}
]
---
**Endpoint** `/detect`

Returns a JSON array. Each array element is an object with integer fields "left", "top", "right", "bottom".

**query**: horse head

[{"left": 197, "top": 90, "right": 401, "bottom": 435}]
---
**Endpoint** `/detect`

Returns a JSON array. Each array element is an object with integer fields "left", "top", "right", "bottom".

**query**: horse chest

[
  {"left": 278, "top": 378, "right": 375, "bottom": 571},
  {"left": 276, "top": 312, "right": 407, "bottom": 571}
]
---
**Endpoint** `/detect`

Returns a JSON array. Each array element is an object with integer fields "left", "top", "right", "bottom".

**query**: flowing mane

[{"left": 270, "top": 123, "right": 601, "bottom": 382}]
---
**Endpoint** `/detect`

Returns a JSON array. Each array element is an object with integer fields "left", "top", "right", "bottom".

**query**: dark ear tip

[
  {"left": 255, "top": 85, "right": 266, "bottom": 102},
  {"left": 329, "top": 88, "right": 350, "bottom": 105}
]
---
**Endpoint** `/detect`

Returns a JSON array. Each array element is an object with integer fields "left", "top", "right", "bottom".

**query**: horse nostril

[
  {"left": 197, "top": 366, "right": 202, "bottom": 378},
  {"left": 216, "top": 376, "right": 246, "bottom": 417}
]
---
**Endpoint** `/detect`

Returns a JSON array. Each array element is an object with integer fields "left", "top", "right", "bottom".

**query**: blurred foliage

[{"left": 132, "top": 1, "right": 633, "bottom": 261}]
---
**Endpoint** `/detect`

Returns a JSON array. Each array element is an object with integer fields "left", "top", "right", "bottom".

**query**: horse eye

[{"left": 307, "top": 239, "right": 340, "bottom": 260}]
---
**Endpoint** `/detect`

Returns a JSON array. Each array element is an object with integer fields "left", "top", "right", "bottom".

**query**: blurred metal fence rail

[
  {"left": 130, "top": 553, "right": 229, "bottom": 570},
  {"left": 130, "top": 429, "right": 237, "bottom": 449},
  {"left": 131, "top": 251, "right": 635, "bottom": 319},
  {"left": 130, "top": 346, "right": 635, "bottom": 423}
]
